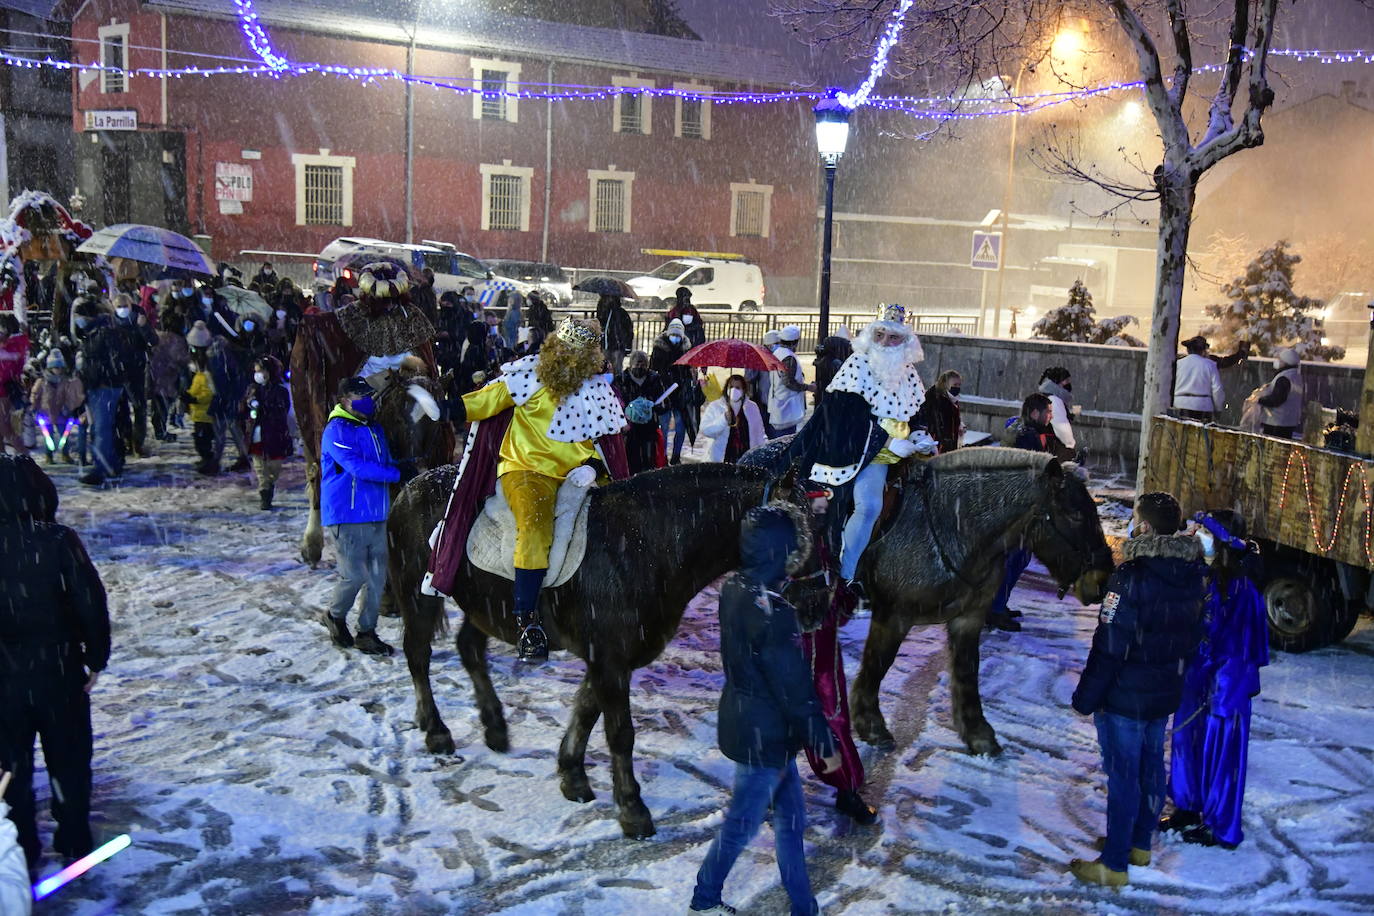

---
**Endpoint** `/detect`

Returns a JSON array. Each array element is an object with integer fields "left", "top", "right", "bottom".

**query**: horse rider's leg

[
  {"left": 947, "top": 608, "right": 1002, "bottom": 756},
  {"left": 592, "top": 670, "right": 655, "bottom": 838},
  {"left": 502, "top": 471, "right": 558, "bottom": 664},
  {"left": 839, "top": 462, "right": 888, "bottom": 591},
  {"left": 557, "top": 673, "right": 602, "bottom": 803},
  {"left": 455, "top": 617, "right": 509, "bottom": 753},
  {"left": 405, "top": 596, "right": 457, "bottom": 755},
  {"left": 302, "top": 458, "right": 325, "bottom": 566},
  {"left": 849, "top": 613, "right": 909, "bottom": 750}
]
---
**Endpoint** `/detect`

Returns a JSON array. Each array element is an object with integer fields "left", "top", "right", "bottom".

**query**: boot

[
  {"left": 78, "top": 470, "right": 105, "bottom": 487},
  {"left": 1158, "top": 808, "right": 1201, "bottom": 833},
  {"left": 844, "top": 578, "right": 871, "bottom": 619},
  {"left": 1093, "top": 836, "right": 1151, "bottom": 866},
  {"left": 1182, "top": 824, "right": 1238, "bottom": 849},
  {"left": 259, "top": 485, "right": 274, "bottom": 510},
  {"left": 835, "top": 789, "right": 879, "bottom": 825},
  {"left": 1069, "top": 858, "right": 1127, "bottom": 888},
  {"left": 322, "top": 612, "right": 354, "bottom": 648},
  {"left": 354, "top": 630, "right": 394, "bottom": 656},
  {"left": 986, "top": 612, "right": 1022, "bottom": 632},
  {"left": 517, "top": 614, "right": 549, "bottom": 663},
  {"left": 228, "top": 455, "right": 251, "bottom": 472}
]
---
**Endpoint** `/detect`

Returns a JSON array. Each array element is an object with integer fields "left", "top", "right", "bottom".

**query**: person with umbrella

[
  {"left": 651, "top": 319, "right": 697, "bottom": 465},
  {"left": 595, "top": 293, "right": 634, "bottom": 375},
  {"left": 701, "top": 374, "right": 765, "bottom": 464}
]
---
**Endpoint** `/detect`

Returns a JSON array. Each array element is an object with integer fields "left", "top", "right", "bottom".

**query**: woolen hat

[
  {"left": 186, "top": 320, "right": 212, "bottom": 348},
  {"left": 779, "top": 325, "right": 801, "bottom": 342},
  {"left": 45, "top": 349, "right": 67, "bottom": 370},
  {"left": 666, "top": 318, "right": 687, "bottom": 337},
  {"left": 762, "top": 330, "right": 781, "bottom": 346},
  {"left": 1276, "top": 348, "right": 1300, "bottom": 368}
]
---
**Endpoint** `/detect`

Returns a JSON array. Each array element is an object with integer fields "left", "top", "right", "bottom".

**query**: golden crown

[
  {"left": 557, "top": 319, "right": 599, "bottom": 349},
  {"left": 875, "top": 303, "right": 907, "bottom": 324}
]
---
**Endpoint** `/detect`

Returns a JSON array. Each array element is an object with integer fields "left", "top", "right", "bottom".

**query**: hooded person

[
  {"left": 812, "top": 332, "right": 853, "bottom": 406},
  {"left": 596, "top": 294, "right": 635, "bottom": 374},
  {"left": 1256, "top": 347, "right": 1303, "bottom": 439},
  {"left": 427, "top": 318, "right": 630, "bottom": 662},
  {"left": 665, "top": 287, "right": 706, "bottom": 348},
  {"left": 1037, "top": 367, "right": 1077, "bottom": 461},
  {"left": 30, "top": 349, "right": 84, "bottom": 463},
  {"left": 650, "top": 318, "right": 697, "bottom": 464}
]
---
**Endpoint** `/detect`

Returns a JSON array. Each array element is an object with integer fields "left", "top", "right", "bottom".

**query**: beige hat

[
  {"left": 186, "top": 320, "right": 212, "bottom": 348},
  {"left": 1276, "top": 348, "right": 1300, "bottom": 368}
]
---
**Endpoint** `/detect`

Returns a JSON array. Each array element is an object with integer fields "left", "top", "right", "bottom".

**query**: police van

[{"left": 627, "top": 250, "right": 766, "bottom": 314}]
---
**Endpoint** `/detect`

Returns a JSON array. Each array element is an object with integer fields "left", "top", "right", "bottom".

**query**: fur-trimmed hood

[{"left": 1122, "top": 533, "right": 1202, "bottom": 563}]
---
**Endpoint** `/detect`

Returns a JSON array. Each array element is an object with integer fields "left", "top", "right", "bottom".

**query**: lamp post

[{"left": 814, "top": 97, "right": 850, "bottom": 342}]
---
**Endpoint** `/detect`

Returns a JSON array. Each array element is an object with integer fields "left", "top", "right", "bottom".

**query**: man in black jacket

[
  {"left": 1069, "top": 491, "right": 1205, "bottom": 887},
  {"left": 0, "top": 455, "right": 110, "bottom": 872},
  {"left": 690, "top": 506, "right": 840, "bottom": 916},
  {"left": 74, "top": 299, "right": 138, "bottom": 486}
]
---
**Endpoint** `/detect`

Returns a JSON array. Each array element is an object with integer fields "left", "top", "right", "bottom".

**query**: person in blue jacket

[
  {"left": 689, "top": 506, "right": 841, "bottom": 916},
  {"left": 1069, "top": 491, "right": 1206, "bottom": 887},
  {"left": 320, "top": 376, "right": 405, "bottom": 656}
]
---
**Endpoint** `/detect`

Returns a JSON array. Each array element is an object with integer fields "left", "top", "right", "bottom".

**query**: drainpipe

[
  {"left": 404, "top": 33, "right": 415, "bottom": 243},
  {"left": 541, "top": 60, "right": 553, "bottom": 262},
  {"left": 160, "top": 13, "right": 168, "bottom": 126}
]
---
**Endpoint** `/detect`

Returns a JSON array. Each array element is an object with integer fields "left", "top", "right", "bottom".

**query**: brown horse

[
  {"left": 289, "top": 311, "right": 453, "bottom": 565},
  {"left": 386, "top": 462, "right": 809, "bottom": 839},
  {"left": 839, "top": 449, "right": 1112, "bottom": 756}
]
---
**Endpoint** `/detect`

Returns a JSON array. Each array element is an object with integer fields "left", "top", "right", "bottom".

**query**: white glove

[
  {"left": 566, "top": 465, "right": 597, "bottom": 488},
  {"left": 910, "top": 430, "right": 939, "bottom": 455},
  {"left": 887, "top": 437, "right": 918, "bottom": 458}
]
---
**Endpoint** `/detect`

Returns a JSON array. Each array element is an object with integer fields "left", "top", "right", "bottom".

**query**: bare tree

[{"left": 773, "top": 0, "right": 1283, "bottom": 483}]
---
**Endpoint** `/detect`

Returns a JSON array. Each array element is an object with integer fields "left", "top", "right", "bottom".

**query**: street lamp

[{"left": 814, "top": 97, "right": 850, "bottom": 342}]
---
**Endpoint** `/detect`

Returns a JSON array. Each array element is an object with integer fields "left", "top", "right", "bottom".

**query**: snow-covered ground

[{"left": 24, "top": 439, "right": 1374, "bottom": 915}]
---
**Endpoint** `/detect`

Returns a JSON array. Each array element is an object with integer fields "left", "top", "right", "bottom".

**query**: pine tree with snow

[
  {"left": 1032, "top": 280, "right": 1144, "bottom": 347},
  {"left": 1201, "top": 240, "right": 1343, "bottom": 362}
]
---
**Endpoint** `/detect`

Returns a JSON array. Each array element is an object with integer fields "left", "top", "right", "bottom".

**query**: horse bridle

[
  {"left": 1033, "top": 489, "right": 1102, "bottom": 597},
  {"left": 373, "top": 373, "right": 433, "bottom": 465}
]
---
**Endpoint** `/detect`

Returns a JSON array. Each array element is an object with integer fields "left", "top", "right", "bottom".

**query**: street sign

[
  {"left": 970, "top": 231, "right": 1002, "bottom": 271},
  {"left": 83, "top": 110, "right": 137, "bottom": 131},
  {"left": 215, "top": 163, "right": 254, "bottom": 202}
]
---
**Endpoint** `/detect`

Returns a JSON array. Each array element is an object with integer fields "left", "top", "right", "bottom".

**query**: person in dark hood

[
  {"left": 458, "top": 321, "right": 494, "bottom": 395},
  {"left": 412, "top": 267, "right": 439, "bottom": 325},
  {"left": 435, "top": 290, "right": 470, "bottom": 378},
  {"left": 1069, "top": 491, "right": 1206, "bottom": 888},
  {"left": 650, "top": 319, "right": 697, "bottom": 464},
  {"left": 241, "top": 355, "right": 296, "bottom": 510},
  {"left": 596, "top": 294, "right": 634, "bottom": 374},
  {"left": 73, "top": 299, "right": 136, "bottom": 486},
  {"left": 689, "top": 505, "right": 840, "bottom": 916},
  {"left": 0, "top": 455, "right": 109, "bottom": 874},
  {"left": 251, "top": 261, "right": 277, "bottom": 289},
  {"left": 614, "top": 349, "right": 665, "bottom": 474},
  {"left": 812, "top": 332, "right": 853, "bottom": 406},
  {"left": 110, "top": 293, "right": 157, "bottom": 458},
  {"left": 525, "top": 291, "right": 556, "bottom": 336},
  {"left": 665, "top": 286, "right": 706, "bottom": 349}
]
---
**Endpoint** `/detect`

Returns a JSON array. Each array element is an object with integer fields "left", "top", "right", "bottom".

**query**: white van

[
  {"left": 627, "top": 256, "right": 765, "bottom": 313},
  {"left": 313, "top": 237, "right": 534, "bottom": 302}
]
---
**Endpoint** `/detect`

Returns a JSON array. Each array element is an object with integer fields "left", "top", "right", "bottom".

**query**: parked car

[
  {"left": 627, "top": 257, "right": 765, "bottom": 314},
  {"left": 313, "top": 237, "right": 534, "bottom": 302},
  {"left": 485, "top": 258, "right": 573, "bottom": 307}
]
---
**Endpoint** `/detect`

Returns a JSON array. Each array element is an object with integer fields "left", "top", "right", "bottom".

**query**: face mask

[
  {"left": 1127, "top": 518, "right": 1139, "bottom": 539},
  {"left": 201, "top": 296, "right": 213, "bottom": 306},
  {"left": 350, "top": 396, "right": 375, "bottom": 417},
  {"left": 243, "top": 320, "right": 255, "bottom": 332},
  {"left": 948, "top": 386, "right": 962, "bottom": 398},
  {"left": 598, "top": 373, "right": 615, "bottom": 385},
  {"left": 253, "top": 371, "right": 268, "bottom": 385},
  {"left": 180, "top": 288, "right": 193, "bottom": 298},
  {"left": 631, "top": 368, "right": 647, "bottom": 379},
  {"left": 1063, "top": 382, "right": 1073, "bottom": 392},
  {"left": 74, "top": 316, "right": 90, "bottom": 330},
  {"left": 276, "top": 309, "right": 286, "bottom": 320},
  {"left": 45, "top": 370, "right": 63, "bottom": 382},
  {"left": 668, "top": 334, "right": 682, "bottom": 344},
  {"left": 115, "top": 307, "right": 130, "bottom": 320},
  {"left": 1196, "top": 528, "right": 1216, "bottom": 559},
  {"left": 682, "top": 314, "right": 694, "bottom": 325},
  {"left": 728, "top": 388, "right": 744, "bottom": 402}
]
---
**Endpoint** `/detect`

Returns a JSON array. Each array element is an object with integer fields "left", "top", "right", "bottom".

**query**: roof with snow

[{"left": 145, "top": 0, "right": 812, "bottom": 88}]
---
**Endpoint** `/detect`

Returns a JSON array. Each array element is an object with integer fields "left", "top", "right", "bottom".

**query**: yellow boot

[
  {"left": 1070, "top": 858, "right": 1128, "bottom": 888},
  {"left": 1094, "top": 836, "right": 1151, "bottom": 866}
]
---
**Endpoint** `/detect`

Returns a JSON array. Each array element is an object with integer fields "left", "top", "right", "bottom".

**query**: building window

[
  {"left": 480, "top": 161, "right": 534, "bottom": 232},
  {"left": 730, "top": 182, "right": 773, "bottom": 238},
  {"left": 674, "top": 83, "right": 712, "bottom": 140},
  {"left": 587, "top": 168, "right": 635, "bottom": 233},
  {"left": 470, "top": 58, "right": 521, "bottom": 123},
  {"left": 292, "top": 150, "right": 356, "bottom": 226},
  {"left": 98, "top": 23, "right": 129, "bottom": 94},
  {"left": 612, "top": 76, "right": 654, "bottom": 135}
]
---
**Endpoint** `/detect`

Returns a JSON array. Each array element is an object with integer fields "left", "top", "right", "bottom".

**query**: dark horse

[
  {"left": 837, "top": 449, "right": 1113, "bottom": 756},
  {"left": 387, "top": 462, "right": 807, "bottom": 838},
  {"left": 290, "top": 311, "right": 453, "bottom": 565}
]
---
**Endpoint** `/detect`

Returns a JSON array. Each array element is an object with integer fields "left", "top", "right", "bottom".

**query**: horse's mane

[
  {"left": 601, "top": 460, "right": 770, "bottom": 497},
  {"left": 928, "top": 448, "right": 1055, "bottom": 474}
]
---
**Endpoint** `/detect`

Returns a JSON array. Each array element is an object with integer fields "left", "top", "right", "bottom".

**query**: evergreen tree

[
  {"left": 1201, "top": 240, "right": 1343, "bottom": 362},
  {"left": 1032, "top": 280, "right": 1144, "bottom": 347}
]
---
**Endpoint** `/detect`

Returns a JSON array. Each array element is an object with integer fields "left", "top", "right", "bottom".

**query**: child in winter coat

[
  {"left": 29, "top": 349, "right": 84, "bottom": 463},
  {"left": 182, "top": 321, "right": 217, "bottom": 475},
  {"left": 0, "top": 771, "right": 32, "bottom": 916},
  {"left": 240, "top": 355, "right": 297, "bottom": 509}
]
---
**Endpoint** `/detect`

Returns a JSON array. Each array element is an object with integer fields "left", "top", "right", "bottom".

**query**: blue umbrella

[{"left": 77, "top": 224, "right": 215, "bottom": 277}]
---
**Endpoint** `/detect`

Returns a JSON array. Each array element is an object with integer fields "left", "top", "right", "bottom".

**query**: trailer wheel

[{"left": 1264, "top": 560, "right": 1358, "bottom": 653}]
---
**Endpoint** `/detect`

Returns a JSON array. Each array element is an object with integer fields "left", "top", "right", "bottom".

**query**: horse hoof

[
  {"left": 965, "top": 733, "right": 1003, "bottom": 757},
  {"left": 560, "top": 775, "right": 595, "bottom": 804},
  {"left": 619, "top": 812, "right": 656, "bottom": 839},
  {"left": 425, "top": 731, "right": 457, "bottom": 755},
  {"left": 484, "top": 728, "right": 510, "bottom": 754},
  {"left": 855, "top": 720, "right": 896, "bottom": 750}
]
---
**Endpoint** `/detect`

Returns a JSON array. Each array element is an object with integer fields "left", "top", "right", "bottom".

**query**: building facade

[
  {"left": 69, "top": 0, "right": 820, "bottom": 303},
  {"left": 1, "top": 1, "right": 75, "bottom": 208}
]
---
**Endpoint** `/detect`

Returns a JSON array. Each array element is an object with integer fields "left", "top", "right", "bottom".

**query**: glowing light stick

[
  {"left": 58, "top": 417, "right": 78, "bottom": 450},
  {"left": 32, "top": 834, "right": 131, "bottom": 900},
  {"left": 35, "top": 413, "right": 56, "bottom": 451}
]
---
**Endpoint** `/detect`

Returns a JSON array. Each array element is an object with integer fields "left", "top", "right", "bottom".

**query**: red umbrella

[{"left": 674, "top": 338, "right": 784, "bottom": 370}]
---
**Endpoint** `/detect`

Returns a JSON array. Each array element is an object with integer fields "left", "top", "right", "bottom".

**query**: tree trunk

[{"left": 1136, "top": 171, "right": 1197, "bottom": 487}]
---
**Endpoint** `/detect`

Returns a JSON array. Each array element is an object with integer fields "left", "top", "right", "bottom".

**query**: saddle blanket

[{"left": 466, "top": 477, "right": 592, "bottom": 588}]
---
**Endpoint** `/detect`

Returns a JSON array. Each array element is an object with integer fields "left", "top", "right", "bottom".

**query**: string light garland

[
  {"left": 1275, "top": 448, "right": 1374, "bottom": 563},
  {"left": 837, "top": 0, "right": 914, "bottom": 110}
]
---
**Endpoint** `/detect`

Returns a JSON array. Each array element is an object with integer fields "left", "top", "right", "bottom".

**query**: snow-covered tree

[
  {"left": 1033, "top": 280, "right": 1144, "bottom": 347},
  {"left": 1201, "top": 240, "right": 1343, "bottom": 363}
]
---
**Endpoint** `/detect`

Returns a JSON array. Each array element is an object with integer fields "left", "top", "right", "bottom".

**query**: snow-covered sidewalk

[{"left": 25, "top": 441, "right": 1374, "bottom": 914}]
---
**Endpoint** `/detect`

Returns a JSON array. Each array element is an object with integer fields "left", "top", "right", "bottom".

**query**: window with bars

[
  {"left": 619, "top": 93, "right": 643, "bottom": 134},
  {"left": 303, "top": 165, "right": 344, "bottom": 225},
  {"left": 488, "top": 174, "right": 523, "bottom": 231},
  {"left": 101, "top": 32, "right": 126, "bottom": 94},
  {"left": 681, "top": 99, "right": 704, "bottom": 139},
  {"left": 594, "top": 179, "right": 627, "bottom": 233},
  {"left": 733, "top": 190, "right": 766, "bottom": 238},
  {"left": 481, "top": 69, "right": 508, "bottom": 120}
]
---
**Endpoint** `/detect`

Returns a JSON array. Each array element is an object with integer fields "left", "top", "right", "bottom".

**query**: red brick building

[{"left": 68, "top": 0, "right": 821, "bottom": 302}]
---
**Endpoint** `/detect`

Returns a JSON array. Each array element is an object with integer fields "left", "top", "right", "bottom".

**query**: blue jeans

[
  {"left": 1094, "top": 711, "right": 1168, "bottom": 872},
  {"left": 691, "top": 759, "right": 817, "bottom": 916},
  {"left": 988, "top": 548, "right": 1033, "bottom": 617},
  {"left": 840, "top": 461, "right": 887, "bottom": 580},
  {"left": 330, "top": 521, "right": 388, "bottom": 633},
  {"left": 86, "top": 385, "right": 124, "bottom": 477},
  {"left": 659, "top": 408, "right": 688, "bottom": 461}
]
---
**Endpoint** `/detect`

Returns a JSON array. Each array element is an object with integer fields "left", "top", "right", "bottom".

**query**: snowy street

[{"left": 29, "top": 443, "right": 1374, "bottom": 915}]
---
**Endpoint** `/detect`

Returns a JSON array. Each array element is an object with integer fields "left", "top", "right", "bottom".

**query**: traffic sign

[{"left": 971, "top": 231, "right": 1002, "bottom": 271}]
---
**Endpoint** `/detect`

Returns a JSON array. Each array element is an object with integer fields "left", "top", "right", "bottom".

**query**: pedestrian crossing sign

[{"left": 971, "top": 232, "right": 1002, "bottom": 270}]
